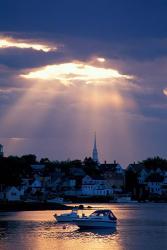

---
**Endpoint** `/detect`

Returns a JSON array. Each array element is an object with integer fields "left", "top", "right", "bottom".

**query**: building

[
  {"left": 127, "top": 162, "right": 144, "bottom": 173},
  {"left": 0, "top": 144, "right": 4, "bottom": 157},
  {"left": 145, "top": 173, "right": 164, "bottom": 195},
  {"left": 100, "top": 161, "right": 125, "bottom": 192},
  {"left": 4, "top": 186, "right": 21, "bottom": 201},
  {"left": 137, "top": 169, "right": 149, "bottom": 184},
  {"left": 31, "top": 177, "right": 42, "bottom": 193},
  {"left": 81, "top": 175, "right": 113, "bottom": 196},
  {"left": 92, "top": 133, "right": 99, "bottom": 164},
  {"left": 126, "top": 162, "right": 167, "bottom": 197}
]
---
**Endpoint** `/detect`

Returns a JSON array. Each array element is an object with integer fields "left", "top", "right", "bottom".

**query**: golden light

[
  {"left": 79, "top": 88, "right": 137, "bottom": 110},
  {"left": 0, "top": 37, "right": 57, "bottom": 52},
  {"left": 97, "top": 57, "right": 106, "bottom": 62},
  {"left": 20, "top": 62, "right": 133, "bottom": 85},
  {"left": 0, "top": 79, "right": 60, "bottom": 143},
  {"left": 0, "top": 55, "right": 138, "bottom": 160},
  {"left": 163, "top": 88, "right": 167, "bottom": 96}
]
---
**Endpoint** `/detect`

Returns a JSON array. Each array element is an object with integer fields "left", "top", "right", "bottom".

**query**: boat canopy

[{"left": 90, "top": 209, "right": 117, "bottom": 220}]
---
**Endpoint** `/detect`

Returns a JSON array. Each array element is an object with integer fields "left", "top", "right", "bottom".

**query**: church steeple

[{"left": 92, "top": 133, "right": 99, "bottom": 164}]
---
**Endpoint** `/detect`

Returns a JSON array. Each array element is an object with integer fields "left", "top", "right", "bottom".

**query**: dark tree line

[
  {"left": 140, "top": 156, "right": 167, "bottom": 170},
  {"left": 0, "top": 154, "right": 36, "bottom": 186},
  {"left": 0, "top": 154, "right": 101, "bottom": 186},
  {"left": 1, "top": 153, "right": 167, "bottom": 190}
]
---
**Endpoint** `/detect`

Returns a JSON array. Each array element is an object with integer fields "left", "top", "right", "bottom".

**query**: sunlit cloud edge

[
  {"left": 20, "top": 60, "right": 134, "bottom": 87},
  {"left": 0, "top": 36, "right": 58, "bottom": 52}
]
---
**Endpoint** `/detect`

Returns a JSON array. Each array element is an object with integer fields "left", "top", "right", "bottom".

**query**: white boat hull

[
  {"left": 54, "top": 214, "right": 79, "bottom": 222},
  {"left": 75, "top": 219, "right": 117, "bottom": 228}
]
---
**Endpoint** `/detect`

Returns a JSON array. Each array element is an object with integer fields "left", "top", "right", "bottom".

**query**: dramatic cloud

[
  {"left": 96, "top": 57, "right": 106, "bottom": 62},
  {"left": 0, "top": 37, "right": 57, "bottom": 52},
  {"left": 20, "top": 60, "right": 133, "bottom": 86},
  {"left": 163, "top": 88, "right": 167, "bottom": 96}
]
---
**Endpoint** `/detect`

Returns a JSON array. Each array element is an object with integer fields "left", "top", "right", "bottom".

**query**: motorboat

[
  {"left": 54, "top": 208, "right": 79, "bottom": 222},
  {"left": 74, "top": 209, "right": 117, "bottom": 229}
]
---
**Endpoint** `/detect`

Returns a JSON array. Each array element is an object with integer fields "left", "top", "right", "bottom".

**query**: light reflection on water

[{"left": 0, "top": 204, "right": 167, "bottom": 250}]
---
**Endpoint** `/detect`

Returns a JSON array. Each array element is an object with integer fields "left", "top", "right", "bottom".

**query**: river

[{"left": 0, "top": 203, "right": 166, "bottom": 250}]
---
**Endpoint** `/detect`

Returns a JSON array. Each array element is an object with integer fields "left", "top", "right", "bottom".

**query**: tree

[
  {"left": 21, "top": 154, "right": 37, "bottom": 165},
  {"left": 83, "top": 157, "right": 100, "bottom": 176},
  {"left": 140, "top": 156, "right": 167, "bottom": 170},
  {"left": 125, "top": 170, "right": 138, "bottom": 193},
  {"left": 0, "top": 156, "right": 32, "bottom": 186},
  {"left": 83, "top": 157, "right": 97, "bottom": 168}
]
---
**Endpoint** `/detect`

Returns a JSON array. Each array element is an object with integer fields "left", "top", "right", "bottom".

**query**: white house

[
  {"left": 82, "top": 175, "right": 113, "bottom": 196},
  {"left": 163, "top": 171, "right": 167, "bottom": 184},
  {"left": 115, "top": 164, "right": 124, "bottom": 174},
  {"left": 42, "top": 176, "right": 52, "bottom": 188},
  {"left": 82, "top": 175, "right": 105, "bottom": 185},
  {"left": 147, "top": 181, "right": 162, "bottom": 195},
  {"left": 161, "top": 172, "right": 167, "bottom": 194},
  {"left": 50, "top": 177, "right": 62, "bottom": 191},
  {"left": 31, "top": 178, "right": 42, "bottom": 193},
  {"left": 145, "top": 172, "right": 164, "bottom": 195},
  {"left": 5, "top": 186, "right": 21, "bottom": 201},
  {"left": 138, "top": 169, "right": 149, "bottom": 184},
  {"left": 20, "top": 178, "right": 31, "bottom": 194}
]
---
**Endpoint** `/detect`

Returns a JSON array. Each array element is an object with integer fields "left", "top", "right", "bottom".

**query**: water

[{"left": 0, "top": 203, "right": 167, "bottom": 250}]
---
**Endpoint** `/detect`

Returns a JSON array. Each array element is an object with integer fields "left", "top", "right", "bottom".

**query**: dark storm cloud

[
  {"left": 1, "top": 0, "right": 167, "bottom": 38},
  {"left": 1, "top": 0, "right": 167, "bottom": 65},
  {"left": 0, "top": 47, "right": 65, "bottom": 69}
]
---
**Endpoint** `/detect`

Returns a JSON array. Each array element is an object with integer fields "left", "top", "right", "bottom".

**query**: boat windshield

[
  {"left": 91, "top": 210, "right": 110, "bottom": 217},
  {"left": 90, "top": 210, "right": 117, "bottom": 219}
]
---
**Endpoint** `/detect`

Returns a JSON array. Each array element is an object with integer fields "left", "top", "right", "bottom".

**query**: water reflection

[
  {"left": 0, "top": 218, "right": 121, "bottom": 250},
  {"left": 76, "top": 228, "right": 117, "bottom": 236},
  {"left": 0, "top": 204, "right": 166, "bottom": 250}
]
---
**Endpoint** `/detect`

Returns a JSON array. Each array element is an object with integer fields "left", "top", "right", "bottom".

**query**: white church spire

[{"left": 92, "top": 133, "right": 99, "bottom": 164}]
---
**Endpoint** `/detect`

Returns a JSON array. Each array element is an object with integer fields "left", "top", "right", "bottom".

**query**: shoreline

[
  {"left": 0, "top": 201, "right": 73, "bottom": 212},
  {"left": 0, "top": 200, "right": 167, "bottom": 212}
]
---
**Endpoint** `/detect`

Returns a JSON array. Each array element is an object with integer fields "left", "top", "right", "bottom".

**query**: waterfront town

[
  {"left": 1, "top": 2, "right": 167, "bottom": 249},
  {"left": 0, "top": 136, "right": 167, "bottom": 205}
]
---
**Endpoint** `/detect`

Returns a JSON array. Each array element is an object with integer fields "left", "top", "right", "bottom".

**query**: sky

[{"left": 0, "top": 0, "right": 167, "bottom": 166}]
